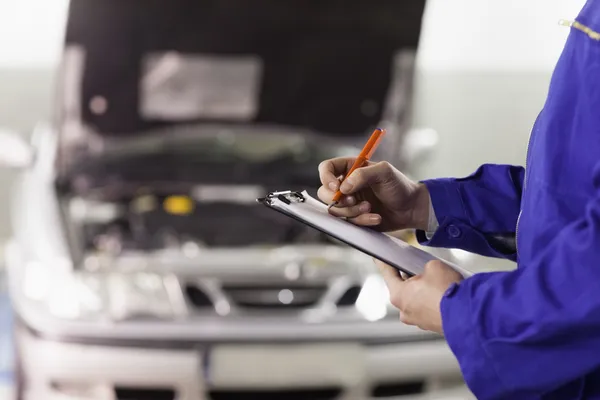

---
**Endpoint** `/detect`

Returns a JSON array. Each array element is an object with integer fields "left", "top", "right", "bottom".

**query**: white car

[{"left": 3, "top": 1, "right": 473, "bottom": 399}]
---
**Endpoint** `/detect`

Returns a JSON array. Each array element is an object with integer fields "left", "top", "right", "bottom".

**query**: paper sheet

[{"left": 267, "top": 191, "right": 472, "bottom": 278}]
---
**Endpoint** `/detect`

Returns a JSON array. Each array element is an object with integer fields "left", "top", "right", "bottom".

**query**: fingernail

[
  {"left": 345, "top": 196, "right": 356, "bottom": 205},
  {"left": 369, "top": 215, "right": 382, "bottom": 224},
  {"left": 328, "top": 181, "right": 339, "bottom": 191},
  {"left": 359, "top": 202, "right": 370, "bottom": 213},
  {"left": 340, "top": 178, "right": 354, "bottom": 193}
]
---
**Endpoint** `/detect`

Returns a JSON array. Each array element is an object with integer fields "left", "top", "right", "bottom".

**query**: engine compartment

[
  {"left": 57, "top": 129, "right": 356, "bottom": 257},
  {"left": 66, "top": 191, "right": 336, "bottom": 255}
]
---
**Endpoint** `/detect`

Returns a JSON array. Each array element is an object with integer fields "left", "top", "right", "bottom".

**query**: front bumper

[{"left": 17, "top": 325, "right": 473, "bottom": 400}]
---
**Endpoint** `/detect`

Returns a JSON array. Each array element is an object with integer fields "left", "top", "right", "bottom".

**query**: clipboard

[{"left": 257, "top": 190, "right": 473, "bottom": 278}]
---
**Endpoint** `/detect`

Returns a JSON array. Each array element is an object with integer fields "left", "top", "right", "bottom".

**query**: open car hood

[{"left": 55, "top": 0, "right": 426, "bottom": 176}]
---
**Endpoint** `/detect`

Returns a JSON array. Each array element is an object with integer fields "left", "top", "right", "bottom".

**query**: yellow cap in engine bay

[{"left": 163, "top": 195, "right": 195, "bottom": 215}]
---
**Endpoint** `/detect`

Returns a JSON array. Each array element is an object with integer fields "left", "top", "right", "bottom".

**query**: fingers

[
  {"left": 374, "top": 259, "right": 405, "bottom": 294},
  {"left": 318, "top": 191, "right": 382, "bottom": 226},
  {"left": 326, "top": 198, "right": 368, "bottom": 216},
  {"left": 423, "top": 260, "right": 446, "bottom": 274},
  {"left": 347, "top": 213, "right": 382, "bottom": 226},
  {"left": 423, "top": 260, "right": 464, "bottom": 283},
  {"left": 317, "top": 185, "right": 356, "bottom": 207},
  {"left": 339, "top": 161, "right": 394, "bottom": 195},
  {"left": 318, "top": 158, "right": 355, "bottom": 189},
  {"left": 318, "top": 158, "right": 375, "bottom": 191},
  {"left": 399, "top": 312, "right": 413, "bottom": 326}
]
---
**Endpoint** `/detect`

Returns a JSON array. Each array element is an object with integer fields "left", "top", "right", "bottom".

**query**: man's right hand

[{"left": 317, "top": 157, "right": 432, "bottom": 232}]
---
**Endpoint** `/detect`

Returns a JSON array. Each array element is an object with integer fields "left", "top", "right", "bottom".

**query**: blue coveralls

[{"left": 416, "top": 1, "right": 600, "bottom": 398}]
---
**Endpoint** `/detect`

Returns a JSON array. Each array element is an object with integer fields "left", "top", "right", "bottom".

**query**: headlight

[
  {"left": 21, "top": 261, "right": 180, "bottom": 321},
  {"left": 108, "top": 272, "right": 178, "bottom": 320},
  {"left": 355, "top": 274, "right": 394, "bottom": 322},
  {"left": 21, "top": 261, "right": 106, "bottom": 320},
  {"left": 46, "top": 272, "right": 107, "bottom": 320}
]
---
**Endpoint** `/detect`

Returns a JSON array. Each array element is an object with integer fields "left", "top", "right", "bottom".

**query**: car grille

[
  {"left": 114, "top": 386, "right": 175, "bottom": 400},
  {"left": 221, "top": 284, "right": 327, "bottom": 310},
  {"left": 371, "top": 381, "right": 425, "bottom": 397},
  {"left": 184, "top": 282, "right": 363, "bottom": 312},
  {"left": 336, "top": 285, "right": 362, "bottom": 306},
  {"left": 185, "top": 284, "right": 214, "bottom": 308},
  {"left": 209, "top": 388, "right": 341, "bottom": 400},
  {"left": 106, "top": 382, "right": 427, "bottom": 399}
]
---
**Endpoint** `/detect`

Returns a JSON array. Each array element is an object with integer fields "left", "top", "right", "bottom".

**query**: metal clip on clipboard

[
  {"left": 257, "top": 190, "right": 472, "bottom": 278},
  {"left": 258, "top": 191, "right": 306, "bottom": 206}
]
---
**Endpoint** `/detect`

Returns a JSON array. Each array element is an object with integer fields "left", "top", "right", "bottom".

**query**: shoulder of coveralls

[{"left": 578, "top": 0, "right": 600, "bottom": 33}]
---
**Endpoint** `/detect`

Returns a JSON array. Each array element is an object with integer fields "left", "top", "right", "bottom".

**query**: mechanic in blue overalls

[{"left": 318, "top": 1, "right": 600, "bottom": 398}]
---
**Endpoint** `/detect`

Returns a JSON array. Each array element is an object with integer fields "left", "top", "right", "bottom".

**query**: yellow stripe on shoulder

[{"left": 559, "top": 19, "right": 600, "bottom": 41}]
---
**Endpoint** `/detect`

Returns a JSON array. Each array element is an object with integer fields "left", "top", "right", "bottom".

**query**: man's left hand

[{"left": 375, "top": 259, "right": 464, "bottom": 335}]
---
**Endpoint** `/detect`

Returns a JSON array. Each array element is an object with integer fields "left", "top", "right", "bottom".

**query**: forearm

[
  {"left": 442, "top": 192, "right": 600, "bottom": 399},
  {"left": 417, "top": 164, "right": 524, "bottom": 260}
]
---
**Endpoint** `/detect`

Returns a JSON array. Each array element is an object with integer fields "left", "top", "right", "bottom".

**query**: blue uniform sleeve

[
  {"left": 441, "top": 163, "right": 600, "bottom": 399},
  {"left": 415, "top": 163, "right": 524, "bottom": 261}
]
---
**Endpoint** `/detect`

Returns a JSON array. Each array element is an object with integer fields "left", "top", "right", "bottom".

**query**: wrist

[{"left": 411, "top": 183, "right": 432, "bottom": 231}]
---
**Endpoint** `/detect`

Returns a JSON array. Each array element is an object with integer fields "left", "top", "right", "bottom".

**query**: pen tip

[{"left": 327, "top": 202, "right": 336, "bottom": 210}]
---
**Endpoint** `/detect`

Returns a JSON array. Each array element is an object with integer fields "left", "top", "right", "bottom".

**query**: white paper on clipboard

[{"left": 258, "top": 190, "right": 472, "bottom": 278}]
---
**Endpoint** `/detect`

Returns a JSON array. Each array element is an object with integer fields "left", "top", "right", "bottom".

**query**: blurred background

[{"left": 0, "top": 0, "right": 587, "bottom": 399}]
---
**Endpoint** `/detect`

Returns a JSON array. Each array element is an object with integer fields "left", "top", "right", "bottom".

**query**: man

[{"left": 317, "top": 1, "right": 600, "bottom": 398}]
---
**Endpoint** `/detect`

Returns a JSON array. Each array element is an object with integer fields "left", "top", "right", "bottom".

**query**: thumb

[
  {"left": 340, "top": 161, "right": 395, "bottom": 195},
  {"left": 424, "top": 260, "right": 464, "bottom": 283}
]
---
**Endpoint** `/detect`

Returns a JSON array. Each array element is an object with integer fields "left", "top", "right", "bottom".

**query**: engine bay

[
  {"left": 66, "top": 188, "right": 336, "bottom": 256},
  {"left": 57, "top": 129, "right": 356, "bottom": 256}
]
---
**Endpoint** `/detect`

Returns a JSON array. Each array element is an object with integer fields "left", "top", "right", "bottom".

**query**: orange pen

[{"left": 328, "top": 128, "right": 386, "bottom": 209}]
